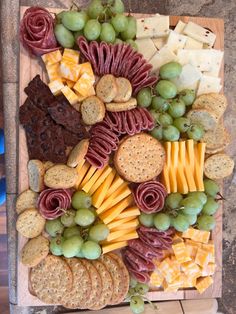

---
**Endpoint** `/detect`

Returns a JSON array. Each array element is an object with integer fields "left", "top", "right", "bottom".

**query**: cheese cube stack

[
  {"left": 151, "top": 228, "right": 215, "bottom": 294},
  {"left": 162, "top": 140, "right": 206, "bottom": 193},
  {"left": 74, "top": 161, "right": 140, "bottom": 253}
]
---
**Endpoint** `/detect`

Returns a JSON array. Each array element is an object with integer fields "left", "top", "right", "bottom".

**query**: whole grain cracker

[
  {"left": 96, "top": 74, "right": 118, "bottom": 103},
  {"left": 106, "top": 98, "right": 137, "bottom": 112},
  {"left": 193, "top": 93, "right": 227, "bottom": 119},
  {"left": 30, "top": 255, "right": 73, "bottom": 304},
  {"left": 43, "top": 161, "right": 54, "bottom": 171},
  {"left": 114, "top": 133, "right": 165, "bottom": 183},
  {"left": 67, "top": 139, "right": 89, "bottom": 168},
  {"left": 20, "top": 235, "right": 49, "bottom": 267},
  {"left": 61, "top": 258, "right": 91, "bottom": 309},
  {"left": 44, "top": 164, "right": 78, "bottom": 189},
  {"left": 187, "top": 109, "right": 219, "bottom": 131},
  {"left": 89, "top": 259, "right": 113, "bottom": 310},
  {"left": 114, "top": 77, "right": 132, "bottom": 102},
  {"left": 16, "top": 189, "right": 38, "bottom": 214},
  {"left": 204, "top": 153, "right": 234, "bottom": 180},
  {"left": 16, "top": 208, "right": 45, "bottom": 238}
]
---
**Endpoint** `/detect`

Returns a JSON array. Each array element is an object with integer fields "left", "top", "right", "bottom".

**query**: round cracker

[
  {"left": 107, "top": 253, "right": 130, "bottom": 304},
  {"left": 114, "top": 133, "right": 165, "bottom": 183},
  {"left": 80, "top": 259, "right": 102, "bottom": 309},
  {"left": 114, "top": 77, "right": 132, "bottom": 102},
  {"left": 193, "top": 93, "right": 227, "bottom": 119},
  {"left": 61, "top": 258, "right": 91, "bottom": 309},
  {"left": 201, "top": 122, "right": 230, "bottom": 153},
  {"left": 30, "top": 255, "right": 73, "bottom": 304},
  {"left": 106, "top": 98, "right": 137, "bottom": 112},
  {"left": 89, "top": 259, "right": 113, "bottom": 310},
  {"left": 16, "top": 208, "right": 45, "bottom": 238},
  {"left": 96, "top": 74, "right": 118, "bottom": 103},
  {"left": 67, "top": 139, "right": 89, "bottom": 168},
  {"left": 187, "top": 109, "right": 219, "bottom": 131},
  {"left": 20, "top": 235, "right": 49, "bottom": 267},
  {"left": 16, "top": 189, "right": 38, "bottom": 214},
  {"left": 100, "top": 254, "right": 127, "bottom": 305},
  {"left": 204, "top": 153, "right": 234, "bottom": 180}
]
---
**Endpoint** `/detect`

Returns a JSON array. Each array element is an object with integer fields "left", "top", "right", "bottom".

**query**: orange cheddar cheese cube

[
  {"left": 150, "top": 271, "right": 164, "bottom": 287},
  {"left": 172, "top": 242, "right": 191, "bottom": 264},
  {"left": 62, "top": 48, "right": 80, "bottom": 64},
  {"left": 78, "top": 62, "right": 95, "bottom": 83},
  {"left": 61, "top": 86, "right": 79, "bottom": 105},
  {"left": 195, "top": 276, "right": 213, "bottom": 294},
  {"left": 195, "top": 247, "right": 210, "bottom": 268},
  {"left": 201, "top": 262, "right": 216, "bottom": 276},
  {"left": 115, "top": 206, "right": 140, "bottom": 220},
  {"left": 60, "top": 60, "right": 80, "bottom": 82},
  {"left": 46, "top": 63, "right": 60, "bottom": 81},
  {"left": 83, "top": 165, "right": 109, "bottom": 194},
  {"left": 48, "top": 79, "right": 64, "bottom": 96},
  {"left": 181, "top": 260, "right": 201, "bottom": 278},
  {"left": 42, "top": 49, "right": 62, "bottom": 65},
  {"left": 73, "top": 73, "right": 94, "bottom": 97}
]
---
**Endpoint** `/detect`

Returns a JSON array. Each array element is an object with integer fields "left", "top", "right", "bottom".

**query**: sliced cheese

[
  {"left": 135, "top": 38, "right": 157, "bottom": 61},
  {"left": 149, "top": 46, "right": 177, "bottom": 74},
  {"left": 177, "top": 141, "right": 188, "bottom": 194},
  {"left": 181, "top": 273, "right": 197, "bottom": 288},
  {"left": 106, "top": 175, "right": 124, "bottom": 199},
  {"left": 79, "top": 166, "right": 97, "bottom": 189},
  {"left": 195, "top": 276, "right": 213, "bottom": 294},
  {"left": 109, "top": 230, "right": 139, "bottom": 242},
  {"left": 203, "top": 50, "right": 223, "bottom": 77},
  {"left": 184, "top": 37, "right": 203, "bottom": 49},
  {"left": 194, "top": 143, "right": 205, "bottom": 191},
  {"left": 75, "top": 86, "right": 95, "bottom": 101},
  {"left": 75, "top": 162, "right": 90, "bottom": 189},
  {"left": 60, "top": 60, "right": 80, "bottom": 82},
  {"left": 201, "top": 262, "right": 216, "bottom": 276},
  {"left": 152, "top": 37, "right": 166, "bottom": 50},
  {"left": 181, "top": 260, "right": 201, "bottom": 278},
  {"left": 162, "top": 142, "right": 171, "bottom": 193},
  {"left": 183, "top": 22, "right": 216, "bottom": 47},
  {"left": 185, "top": 140, "right": 197, "bottom": 192},
  {"left": 62, "top": 48, "right": 80, "bottom": 64},
  {"left": 46, "top": 63, "right": 60, "bottom": 82},
  {"left": 111, "top": 218, "right": 139, "bottom": 231},
  {"left": 106, "top": 228, "right": 135, "bottom": 242},
  {"left": 158, "top": 258, "right": 180, "bottom": 283},
  {"left": 197, "top": 75, "right": 222, "bottom": 96},
  {"left": 61, "top": 86, "right": 79, "bottom": 105},
  {"left": 100, "top": 195, "right": 133, "bottom": 224},
  {"left": 48, "top": 79, "right": 64, "bottom": 96},
  {"left": 201, "top": 241, "right": 215, "bottom": 263},
  {"left": 107, "top": 216, "right": 138, "bottom": 230},
  {"left": 89, "top": 166, "right": 113, "bottom": 195},
  {"left": 115, "top": 206, "right": 140, "bottom": 220},
  {"left": 102, "top": 241, "right": 127, "bottom": 254},
  {"left": 76, "top": 159, "right": 86, "bottom": 173},
  {"left": 166, "top": 30, "right": 187, "bottom": 53},
  {"left": 169, "top": 141, "right": 179, "bottom": 193},
  {"left": 174, "top": 20, "right": 186, "bottom": 34},
  {"left": 82, "top": 165, "right": 107, "bottom": 194},
  {"left": 92, "top": 169, "right": 116, "bottom": 208},
  {"left": 136, "top": 15, "right": 169, "bottom": 39},
  {"left": 42, "top": 49, "right": 62, "bottom": 65}
]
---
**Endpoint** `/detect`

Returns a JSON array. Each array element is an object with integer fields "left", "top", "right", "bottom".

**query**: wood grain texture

[{"left": 17, "top": 6, "right": 223, "bottom": 306}]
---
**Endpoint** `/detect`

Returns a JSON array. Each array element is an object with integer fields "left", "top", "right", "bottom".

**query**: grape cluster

[
  {"left": 54, "top": 0, "right": 137, "bottom": 49},
  {"left": 137, "top": 62, "right": 205, "bottom": 142},
  {"left": 139, "top": 179, "right": 221, "bottom": 233},
  {"left": 46, "top": 190, "right": 109, "bottom": 259}
]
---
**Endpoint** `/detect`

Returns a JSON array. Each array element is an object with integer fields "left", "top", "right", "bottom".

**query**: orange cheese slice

[
  {"left": 195, "top": 142, "right": 206, "bottom": 191},
  {"left": 102, "top": 241, "right": 128, "bottom": 254},
  {"left": 89, "top": 166, "right": 113, "bottom": 195},
  {"left": 114, "top": 206, "right": 140, "bottom": 220},
  {"left": 82, "top": 166, "right": 107, "bottom": 194},
  {"left": 109, "top": 230, "right": 139, "bottom": 242},
  {"left": 105, "top": 175, "right": 124, "bottom": 199},
  {"left": 111, "top": 218, "right": 139, "bottom": 231},
  {"left": 76, "top": 159, "right": 86, "bottom": 173},
  {"left": 106, "top": 228, "right": 136, "bottom": 242},
  {"left": 162, "top": 142, "right": 171, "bottom": 193},
  {"left": 169, "top": 142, "right": 179, "bottom": 193},
  {"left": 107, "top": 216, "right": 138, "bottom": 230},
  {"left": 79, "top": 166, "right": 97, "bottom": 189},
  {"left": 75, "top": 161, "right": 90, "bottom": 189},
  {"left": 185, "top": 140, "right": 197, "bottom": 192},
  {"left": 177, "top": 141, "right": 188, "bottom": 194}
]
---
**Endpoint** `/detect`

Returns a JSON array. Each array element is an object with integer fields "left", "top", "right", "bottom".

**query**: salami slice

[
  {"left": 137, "top": 227, "right": 174, "bottom": 250},
  {"left": 89, "top": 41, "right": 100, "bottom": 75},
  {"left": 122, "top": 254, "right": 150, "bottom": 283},
  {"left": 128, "top": 239, "right": 164, "bottom": 260},
  {"left": 123, "top": 248, "right": 155, "bottom": 272},
  {"left": 133, "top": 76, "right": 158, "bottom": 95},
  {"left": 77, "top": 36, "right": 91, "bottom": 61}
]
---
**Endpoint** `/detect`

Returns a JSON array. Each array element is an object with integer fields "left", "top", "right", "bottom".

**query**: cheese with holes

[
  {"left": 48, "top": 79, "right": 64, "bottom": 96},
  {"left": 42, "top": 49, "right": 62, "bottom": 65},
  {"left": 73, "top": 73, "right": 94, "bottom": 97},
  {"left": 75, "top": 162, "right": 90, "bottom": 189},
  {"left": 79, "top": 166, "right": 97, "bottom": 189},
  {"left": 112, "top": 218, "right": 139, "bottom": 231},
  {"left": 89, "top": 167, "right": 113, "bottom": 195},
  {"left": 195, "top": 248, "right": 210, "bottom": 268},
  {"left": 152, "top": 37, "right": 166, "bottom": 50},
  {"left": 184, "top": 37, "right": 203, "bottom": 49},
  {"left": 46, "top": 63, "right": 60, "bottom": 81},
  {"left": 150, "top": 271, "right": 164, "bottom": 287},
  {"left": 115, "top": 206, "right": 140, "bottom": 220},
  {"left": 92, "top": 170, "right": 116, "bottom": 208},
  {"left": 100, "top": 195, "right": 133, "bottom": 224},
  {"left": 82, "top": 166, "right": 107, "bottom": 194},
  {"left": 197, "top": 75, "right": 222, "bottom": 96},
  {"left": 195, "top": 276, "right": 213, "bottom": 294},
  {"left": 149, "top": 46, "right": 177, "bottom": 74},
  {"left": 136, "top": 15, "right": 170, "bottom": 38},
  {"left": 172, "top": 242, "right": 191, "bottom": 264},
  {"left": 62, "top": 48, "right": 80, "bottom": 63},
  {"left": 107, "top": 216, "right": 138, "bottom": 230},
  {"left": 102, "top": 241, "right": 127, "bottom": 254},
  {"left": 60, "top": 60, "right": 80, "bottom": 82},
  {"left": 61, "top": 86, "right": 79, "bottom": 105},
  {"left": 183, "top": 22, "right": 216, "bottom": 47}
]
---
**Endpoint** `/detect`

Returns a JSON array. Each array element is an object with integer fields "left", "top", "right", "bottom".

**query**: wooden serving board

[{"left": 17, "top": 6, "right": 224, "bottom": 306}]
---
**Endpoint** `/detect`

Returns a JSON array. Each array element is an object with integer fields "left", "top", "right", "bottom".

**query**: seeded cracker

[
  {"left": 204, "top": 153, "right": 234, "bottom": 180},
  {"left": 106, "top": 98, "right": 137, "bottom": 112},
  {"left": 16, "top": 208, "right": 45, "bottom": 238},
  {"left": 67, "top": 139, "right": 89, "bottom": 168},
  {"left": 16, "top": 189, "right": 38, "bottom": 214}
]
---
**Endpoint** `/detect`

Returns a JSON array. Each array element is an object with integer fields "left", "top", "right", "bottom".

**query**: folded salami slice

[
  {"left": 77, "top": 36, "right": 91, "bottom": 61},
  {"left": 128, "top": 239, "right": 164, "bottom": 260},
  {"left": 122, "top": 254, "right": 150, "bottom": 283},
  {"left": 89, "top": 41, "right": 100, "bottom": 75},
  {"left": 123, "top": 248, "right": 155, "bottom": 272},
  {"left": 137, "top": 226, "right": 174, "bottom": 250},
  {"left": 38, "top": 189, "right": 72, "bottom": 219},
  {"left": 85, "top": 147, "right": 109, "bottom": 169},
  {"left": 133, "top": 76, "right": 158, "bottom": 95}
]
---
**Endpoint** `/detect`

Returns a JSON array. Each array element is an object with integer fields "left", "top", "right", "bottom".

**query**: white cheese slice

[
  {"left": 197, "top": 75, "right": 222, "bottom": 96},
  {"left": 149, "top": 46, "right": 177, "bottom": 74},
  {"left": 174, "top": 20, "right": 186, "bottom": 34},
  {"left": 170, "top": 63, "right": 202, "bottom": 92},
  {"left": 166, "top": 30, "right": 187, "bottom": 53},
  {"left": 183, "top": 21, "right": 216, "bottom": 47},
  {"left": 184, "top": 37, "right": 203, "bottom": 49},
  {"left": 203, "top": 50, "right": 224, "bottom": 77},
  {"left": 135, "top": 38, "right": 157, "bottom": 61},
  {"left": 152, "top": 37, "right": 167, "bottom": 50},
  {"left": 136, "top": 15, "right": 170, "bottom": 38}
]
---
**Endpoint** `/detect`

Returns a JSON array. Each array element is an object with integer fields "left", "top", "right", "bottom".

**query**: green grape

[
  {"left": 54, "top": 24, "right": 75, "bottom": 48},
  {"left": 45, "top": 218, "right": 64, "bottom": 237},
  {"left": 150, "top": 126, "right": 163, "bottom": 140},
  {"left": 81, "top": 240, "right": 102, "bottom": 259},
  {"left": 159, "top": 62, "right": 182, "bottom": 79},
  {"left": 129, "top": 277, "right": 138, "bottom": 288},
  {"left": 100, "top": 22, "right": 116, "bottom": 43},
  {"left": 158, "top": 113, "right": 173, "bottom": 127},
  {"left": 172, "top": 214, "right": 190, "bottom": 232},
  {"left": 88, "top": 0, "right": 104, "bottom": 18},
  {"left": 89, "top": 224, "right": 110, "bottom": 242},
  {"left": 180, "top": 196, "right": 203, "bottom": 215},
  {"left": 62, "top": 235, "right": 83, "bottom": 258},
  {"left": 151, "top": 96, "right": 169, "bottom": 112},
  {"left": 75, "top": 249, "right": 85, "bottom": 258},
  {"left": 50, "top": 235, "right": 64, "bottom": 256},
  {"left": 168, "top": 99, "right": 186, "bottom": 118},
  {"left": 187, "top": 124, "right": 204, "bottom": 141},
  {"left": 203, "top": 179, "right": 220, "bottom": 197},
  {"left": 138, "top": 213, "right": 155, "bottom": 227},
  {"left": 74, "top": 208, "right": 96, "bottom": 227},
  {"left": 63, "top": 225, "right": 81, "bottom": 239},
  {"left": 130, "top": 296, "right": 145, "bottom": 314},
  {"left": 62, "top": 11, "right": 88, "bottom": 31},
  {"left": 179, "top": 89, "right": 196, "bottom": 106},
  {"left": 188, "top": 191, "right": 207, "bottom": 205},
  {"left": 111, "top": 13, "right": 128, "bottom": 32},
  {"left": 114, "top": 38, "right": 123, "bottom": 44},
  {"left": 183, "top": 213, "right": 197, "bottom": 225},
  {"left": 120, "top": 16, "right": 137, "bottom": 40},
  {"left": 137, "top": 87, "right": 152, "bottom": 107},
  {"left": 154, "top": 213, "right": 171, "bottom": 231},
  {"left": 110, "top": 0, "right": 125, "bottom": 14},
  {"left": 173, "top": 117, "right": 190, "bottom": 132},
  {"left": 126, "top": 39, "right": 138, "bottom": 51},
  {"left": 197, "top": 215, "right": 215, "bottom": 231},
  {"left": 134, "top": 283, "right": 149, "bottom": 295},
  {"left": 72, "top": 191, "right": 92, "bottom": 209},
  {"left": 84, "top": 19, "right": 101, "bottom": 41},
  {"left": 149, "top": 110, "right": 160, "bottom": 122},
  {"left": 202, "top": 197, "right": 219, "bottom": 215},
  {"left": 162, "top": 125, "right": 180, "bottom": 141},
  {"left": 127, "top": 287, "right": 136, "bottom": 298},
  {"left": 165, "top": 193, "right": 183, "bottom": 209},
  {"left": 60, "top": 209, "right": 76, "bottom": 227},
  {"left": 56, "top": 11, "right": 66, "bottom": 24},
  {"left": 89, "top": 206, "right": 98, "bottom": 217},
  {"left": 74, "top": 30, "right": 84, "bottom": 41},
  {"left": 155, "top": 80, "right": 177, "bottom": 99}
]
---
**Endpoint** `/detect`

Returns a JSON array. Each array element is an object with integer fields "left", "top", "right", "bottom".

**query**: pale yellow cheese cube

[
  {"left": 191, "top": 229, "right": 210, "bottom": 244},
  {"left": 62, "top": 48, "right": 80, "bottom": 64},
  {"left": 201, "top": 242, "right": 215, "bottom": 263},
  {"left": 61, "top": 86, "right": 79, "bottom": 105},
  {"left": 46, "top": 63, "right": 60, "bottom": 82},
  {"left": 150, "top": 271, "right": 164, "bottom": 287},
  {"left": 163, "top": 275, "right": 183, "bottom": 292},
  {"left": 201, "top": 262, "right": 216, "bottom": 276},
  {"left": 60, "top": 60, "right": 80, "bottom": 82},
  {"left": 66, "top": 79, "right": 75, "bottom": 89},
  {"left": 73, "top": 73, "right": 94, "bottom": 97},
  {"left": 42, "top": 49, "right": 62, "bottom": 65},
  {"left": 172, "top": 242, "right": 191, "bottom": 264},
  {"left": 181, "top": 260, "right": 201, "bottom": 278},
  {"left": 48, "top": 79, "right": 64, "bottom": 95},
  {"left": 195, "top": 276, "right": 213, "bottom": 294},
  {"left": 181, "top": 273, "right": 197, "bottom": 288},
  {"left": 195, "top": 248, "right": 210, "bottom": 268}
]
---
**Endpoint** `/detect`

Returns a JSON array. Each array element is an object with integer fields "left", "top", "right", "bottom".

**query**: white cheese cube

[
  {"left": 136, "top": 15, "right": 170, "bottom": 39},
  {"left": 135, "top": 38, "right": 157, "bottom": 61},
  {"left": 183, "top": 21, "right": 216, "bottom": 47},
  {"left": 166, "top": 30, "right": 187, "bottom": 53},
  {"left": 197, "top": 75, "right": 222, "bottom": 96},
  {"left": 174, "top": 20, "right": 186, "bottom": 34},
  {"left": 149, "top": 46, "right": 177, "bottom": 74}
]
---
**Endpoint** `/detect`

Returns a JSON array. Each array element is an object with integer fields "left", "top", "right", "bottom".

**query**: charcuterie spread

[{"left": 17, "top": 1, "right": 233, "bottom": 312}]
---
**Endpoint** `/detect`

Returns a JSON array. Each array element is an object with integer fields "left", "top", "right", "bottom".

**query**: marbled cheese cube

[
  {"left": 195, "top": 276, "right": 213, "bottom": 294},
  {"left": 181, "top": 260, "right": 201, "bottom": 278},
  {"left": 42, "top": 49, "right": 62, "bottom": 65},
  {"left": 61, "top": 86, "right": 79, "bottom": 105},
  {"left": 46, "top": 63, "right": 60, "bottom": 82},
  {"left": 195, "top": 248, "right": 210, "bottom": 268},
  {"left": 62, "top": 48, "right": 80, "bottom": 64},
  {"left": 79, "top": 62, "right": 95, "bottom": 83},
  {"left": 150, "top": 271, "right": 164, "bottom": 287},
  {"left": 48, "top": 79, "right": 64, "bottom": 95},
  {"left": 73, "top": 73, "right": 94, "bottom": 97},
  {"left": 60, "top": 60, "right": 80, "bottom": 82},
  {"left": 172, "top": 242, "right": 191, "bottom": 264}
]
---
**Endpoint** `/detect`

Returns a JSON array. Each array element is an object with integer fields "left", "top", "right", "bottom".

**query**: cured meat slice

[
  {"left": 128, "top": 239, "right": 163, "bottom": 260},
  {"left": 102, "top": 42, "right": 113, "bottom": 74},
  {"left": 38, "top": 189, "right": 72, "bottom": 219},
  {"left": 89, "top": 41, "right": 100, "bottom": 75},
  {"left": 104, "top": 112, "right": 122, "bottom": 134},
  {"left": 123, "top": 248, "right": 155, "bottom": 272},
  {"left": 125, "top": 111, "right": 137, "bottom": 135},
  {"left": 86, "top": 148, "right": 108, "bottom": 169},
  {"left": 133, "top": 76, "right": 158, "bottom": 95},
  {"left": 137, "top": 227, "right": 174, "bottom": 250},
  {"left": 122, "top": 254, "right": 150, "bottom": 283},
  {"left": 77, "top": 36, "right": 91, "bottom": 61},
  {"left": 141, "top": 108, "right": 155, "bottom": 131}
]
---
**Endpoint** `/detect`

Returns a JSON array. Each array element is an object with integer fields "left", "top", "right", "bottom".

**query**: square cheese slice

[
  {"left": 197, "top": 75, "right": 222, "bottom": 96},
  {"left": 203, "top": 50, "right": 224, "bottom": 77},
  {"left": 184, "top": 37, "right": 203, "bottom": 49},
  {"left": 149, "top": 46, "right": 177, "bottom": 74},
  {"left": 174, "top": 20, "right": 186, "bottom": 34},
  {"left": 177, "top": 49, "right": 216, "bottom": 72},
  {"left": 48, "top": 79, "right": 64, "bottom": 96},
  {"left": 136, "top": 15, "right": 170, "bottom": 38},
  {"left": 172, "top": 242, "right": 191, "bottom": 264},
  {"left": 183, "top": 21, "right": 216, "bottom": 47},
  {"left": 152, "top": 37, "right": 167, "bottom": 50},
  {"left": 166, "top": 30, "right": 187, "bottom": 53},
  {"left": 195, "top": 276, "right": 213, "bottom": 294},
  {"left": 135, "top": 38, "right": 157, "bottom": 61}
]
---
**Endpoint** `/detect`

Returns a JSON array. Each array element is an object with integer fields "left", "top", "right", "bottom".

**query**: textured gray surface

[{"left": 1, "top": 0, "right": 236, "bottom": 313}]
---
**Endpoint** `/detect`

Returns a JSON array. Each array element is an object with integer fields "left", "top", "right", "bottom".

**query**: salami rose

[
  {"left": 38, "top": 188, "right": 72, "bottom": 219},
  {"left": 133, "top": 180, "right": 167, "bottom": 214},
  {"left": 20, "top": 7, "right": 58, "bottom": 56}
]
